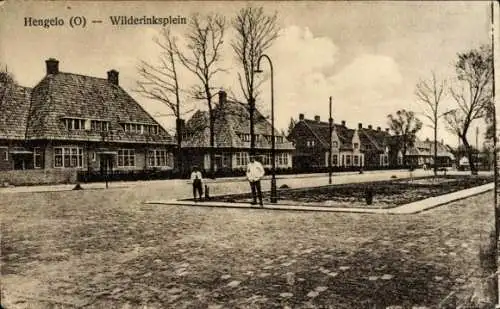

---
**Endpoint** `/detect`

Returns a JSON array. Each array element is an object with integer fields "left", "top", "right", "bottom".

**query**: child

[{"left": 190, "top": 166, "right": 203, "bottom": 202}]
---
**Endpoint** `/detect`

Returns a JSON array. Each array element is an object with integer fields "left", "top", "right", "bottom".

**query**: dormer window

[
  {"left": 332, "top": 141, "right": 338, "bottom": 148},
  {"left": 276, "top": 136, "right": 284, "bottom": 144},
  {"left": 63, "top": 118, "right": 85, "bottom": 130},
  {"left": 90, "top": 120, "right": 109, "bottom": 131},
  {"left": 121, "top": 123, "right": 159, "bottom": 135},
  {"left": 353, "top": 143, "right": 359, "bottom": 149},
  {"left": 238, "top": 133, "right": 251, "bottom": 142}
]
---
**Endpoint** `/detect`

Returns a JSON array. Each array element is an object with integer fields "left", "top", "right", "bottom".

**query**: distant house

[
  {"left": 0, "top": 58, "right": 175, "bottom": 185},
  {"left": 405, "top": 139, "right": 454, "bottom": 167},
  {"left": 181, "top": 90, "right": 294, "bottom": 171},
  {"left": 287, "top": 114, "right": 392, "bottom": 169}
]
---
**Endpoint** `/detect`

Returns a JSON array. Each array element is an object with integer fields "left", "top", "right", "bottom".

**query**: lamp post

[
  {"left": 255, "top": 54, "right": 277, "bottom": 203},
  {"left": 329, "top": 96, "right": 333, "bottom": 185}
]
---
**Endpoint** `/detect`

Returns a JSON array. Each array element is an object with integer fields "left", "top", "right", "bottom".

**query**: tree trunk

[
  {"left": 433, "top": 124, "right": 438, "bottom": 176},
  {"left": 176, "top": 118, "right": 183, "bottom": 176},
  {"left": 209, "top": 108, "right": 215, "bottom": 176},
  {"left": 249, "top": 98, "right": 255, "bottom": 157},
  {"left": 462, "top": 136, "right": 478, "bottom": 175}
]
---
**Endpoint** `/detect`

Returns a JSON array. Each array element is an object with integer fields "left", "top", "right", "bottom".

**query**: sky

[{"left": 0, "top": 1, "right": 496, "bottom": 147}]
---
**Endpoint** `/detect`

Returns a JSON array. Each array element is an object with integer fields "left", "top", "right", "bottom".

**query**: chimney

[
  {"left": 368, "top": 125, "right": 373, "bottom": 130},
  {"left": 299, "top": 113, "right": 305, "bottom": 121},
  {"left": 218, "top": 89, "right": 227, "bottom": 106},
  {"left": 358, "top": 123, "right": 362, "bottom": 129},
  {"left": 107, "top": 70, "right": 119, "bottom": 85},
  {"left": 341, "top": 120, "right": 346, "bottom": 127},
  {"left": 314, "top": 115, "right": 320, "bottom": 123},
  {"left": 377, "top": 126, "right": 381, "bottom": 131},
  {"left": 45, "top": 58, "right": 59, "bottom": 75}
]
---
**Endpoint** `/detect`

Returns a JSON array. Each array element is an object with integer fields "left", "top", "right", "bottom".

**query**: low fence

[
  {"left": 0, "top": 169, "right": 77, "bottom": 186},
  {"left": 77, "top": 165, "right": 407, "bottom": 183}
]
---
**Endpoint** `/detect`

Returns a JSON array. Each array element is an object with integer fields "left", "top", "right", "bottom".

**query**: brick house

[
  {"left": 405, "top": 138, "right": 454, "bottom": 167},
  {"left": 181, "top": 90, "right": 294, "bottom": 172},
  {"left": 288, "top": 114, "right": 392, "bottom": 169},
  {"left": 0, "top": 58, "right": 175, "bottom": 185}
]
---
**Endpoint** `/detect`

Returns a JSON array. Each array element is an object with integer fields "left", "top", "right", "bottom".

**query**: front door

[{"left": 99, "top": 154, "right": 113, "bottom": 175}]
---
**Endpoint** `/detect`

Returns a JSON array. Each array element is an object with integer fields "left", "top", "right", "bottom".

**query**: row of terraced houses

[{"left": 0, "top": 59, "right": 453, "bottom": 185}]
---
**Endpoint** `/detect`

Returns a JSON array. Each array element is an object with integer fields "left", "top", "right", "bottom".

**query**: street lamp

[
  {"left": 255, "top": 54, "right": 277, "bottom": 203},
  {"left": 329, "top": 96, "right": 333, "bottom": 185}
]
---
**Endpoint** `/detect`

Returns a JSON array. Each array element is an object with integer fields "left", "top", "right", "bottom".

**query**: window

[
  {"left": 276, "top": 136, "right": 284, "bottom": 143},
  {"left": 353, "top": 143, "right": 359, "bottom": 149},
  {"left": 1, "top": 147, "right": 7, "bottom": 161},
  {"left": 238, "top": 133, "right": 251, "bottom": 142},
  {"left": 384, "top": 155, "right": 388, "bottom": 165},
  {"left": 91, "top": 152, "right": 96, "bottom": 162},
  {"left": 332, "top": 141, "right": 338, "bottom": 148},
  {"left": 148, "top": 150, "right": 172, "bottom": 167},
  {"left": 275, "top": 153, "right": 289, "bottom": 166},
  {"left": 90, "top": 120, "right": 109, "bottom": 131},
  {"left": 261, "top": 153, "right": 271, "bottom": 165},
  {"left": 54, "top": 147, "right": 83, "bottom": 168},
  {"left": 346, "top": 155, "right": 351, "bottom": 166},
  {"left": 148, "top": 125, "right": 159, "bottom": 135},
  {"left": 34, "top": 147, "right": 43, "bottom": 168},
  {"left": 354, "top": 155, "right": 359, "bottom": 166},
  {"left": 235, "top": 152, "right": 249, "bottom": 167},
  {"left": 64, "top": 118, "right": 86, "bottom": 130},
  {"left": 332, "top": 154, "right": 338, "bottom": 166},
  {"left": 307, "top": 140, "right": 315, "bottom": 147},
  {"left": 118, "top": 149, "right": 135, "bottom": 167}
]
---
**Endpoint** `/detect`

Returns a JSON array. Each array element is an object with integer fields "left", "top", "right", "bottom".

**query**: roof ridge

[
  {"left": 57, "top": 71, "right": 109, "bottom": 81},
  {"left": 300, "top": 119, "right": 329, "bottom": 147},
  {"left": 361, "top": 129, "right": 382, "bottom": 150}
]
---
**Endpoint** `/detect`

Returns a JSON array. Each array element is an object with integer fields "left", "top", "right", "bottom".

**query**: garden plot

[{"left": 207, "top": 175, "right": 494, "bottom": 209}]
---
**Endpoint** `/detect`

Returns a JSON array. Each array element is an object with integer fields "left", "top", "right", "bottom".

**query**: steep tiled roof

[
  {"left": 0, "top": 83, "right": 31, "bottom": 140},
  {"left": 406, "top": 139, "right": 454, "bottom": 158},
  {"left": 183, "top": 98, "right": 294, "bottom": 150},
  {"left": 301, "top": 119, "right": 355, "bottom": 151},
  {"left": 359, "top": 128, "right": 391, "bottom": 152},
  {"left": 25, "top": 72, "right": 173, "bottom": 144}
]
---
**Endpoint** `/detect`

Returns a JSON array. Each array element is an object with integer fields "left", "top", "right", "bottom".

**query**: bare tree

[
  {"left": 232, "top": 6, "right": 279, "bottom": 156},
  {"left": 0, "top": 65, "right": 16, "bottom": 114},
  {"left": 387, "top": 109, "right": 423, "bottom": 167},
  {"left": 415, "top": 72, "right": 446, "bottom": 175},
  {"left": 177, "top": 13, "right": 226, "bottom": 174},
  {"left": 443, "top": 45, "right": 493, "bottom": 175},
  {"left": 136, "top": 27, "right": 185, "bottom": 173}
]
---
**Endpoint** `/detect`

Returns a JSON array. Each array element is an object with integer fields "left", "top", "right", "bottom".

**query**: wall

[{"left": 0, "top": 169, "right": 77, "bottom": 186}]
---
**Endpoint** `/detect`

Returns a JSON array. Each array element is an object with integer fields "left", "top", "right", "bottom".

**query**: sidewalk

[
  {"left": 0, "top": 169, "right": 423, "bottom": 194},
  {"left": 145, "top": 182, "right": 494, "bottom": 215}
]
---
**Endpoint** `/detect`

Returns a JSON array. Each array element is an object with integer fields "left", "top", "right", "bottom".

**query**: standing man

[
  {"left": 190, "top": 166, "right": 203, "bottom": 202},
  {"left": 246, "top": 155, "right": 265, "bottom": 206}
]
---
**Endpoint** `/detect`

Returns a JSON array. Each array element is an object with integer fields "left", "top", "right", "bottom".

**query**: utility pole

[
  {"left": 329, "top": 96, "right": 333, "bottom": 185},
  {"left": 490, "top": 1, "right": 499, "bottom": 306}
]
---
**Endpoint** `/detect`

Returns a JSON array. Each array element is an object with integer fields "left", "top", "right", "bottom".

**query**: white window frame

[
  {"left": 332, "top": 154, "right": 338, "bottom": 166},
  {"left": 53, "top": 147, "right": 83, "bottom": 168},
  {"left": 148, "top": 149, "right": 171, "bottom": 167},
  {"left": 33, "top": 147, "right": 43, "bottom": 169},
  {"left": 64, "top": 118, "right": 86, "bottom": 130},
  {"left": 235, "top": 152, "right": 249, "bottom": 167},
  {"left": 117, "top": 149, "right": 136, "bottom": 167}
]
